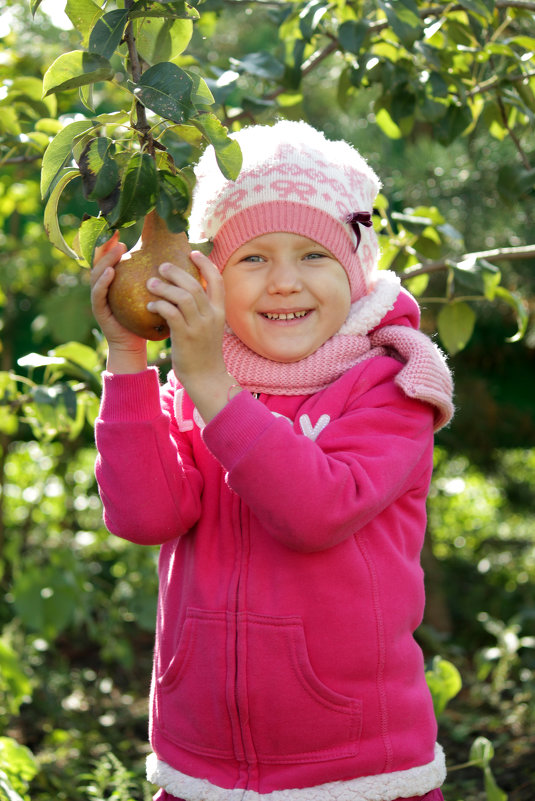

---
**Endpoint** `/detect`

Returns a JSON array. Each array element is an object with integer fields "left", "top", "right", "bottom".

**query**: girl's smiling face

[{"left": 222, "top": 233, "right": 351, "bottom": 363}]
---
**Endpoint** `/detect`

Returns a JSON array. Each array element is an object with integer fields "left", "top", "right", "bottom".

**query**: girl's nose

[{"left": 267, "top": 260, "right": 303, "bottom": 294}]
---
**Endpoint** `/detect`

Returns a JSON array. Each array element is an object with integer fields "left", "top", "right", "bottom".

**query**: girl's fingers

[
  {"left": 91, "top": 243, "right": 126, "bottom": 285},
  {"left": 93, "top": 235, "right": 126, "bottom": 270},
  {"left": 149, "top": 262, "right": 210, "bottom": 316},
  {"left": 189, "top": 251, "right": 225, "bottom": 307}
]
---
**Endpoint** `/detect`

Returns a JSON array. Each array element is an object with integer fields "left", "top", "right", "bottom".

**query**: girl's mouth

[{"left": 260, "top": 310, "right": 311, "bottom": 321}]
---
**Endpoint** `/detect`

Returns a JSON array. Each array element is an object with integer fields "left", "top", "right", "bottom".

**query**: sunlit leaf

[
  {"left": 378, "top": 0, "right": 422, "bottom": 47},
  {"left": 438, "top": 301, "right": 476, "bottom": 355},
  {"left": 0, "top": 373, "right": 19, "bottom": 435},
  {"left": 43, "top": 169, "right": 81, "bottom": 259},
  {"left": 78, "top": 216, "right": 111, "bottom": 267},
  {"left": 135, "top": 17, "right": 193, "bottom": 65},
  {"left": 375, "top": 107, "right": 402, "bottom": 139},
  {"left": 299, "top": 0, "right": 328, "bottom": 42},
  {"left": 40, "top": 119, "right": 95, "bottom": 199},
  {"left": 129, "top": 0, "right": 200, "bottom": 20},
  {"left": 495, "top": 286, "right": 529, "bottom": 342},
  {"left": 0, "top": 737, "right": 38, "bottom": 791},
  {"left": 65, "top": 0, "right": 104, "bottom": 46},
  {"left": 42, "top": 51, "right": 114, "bottom": 97},
  {"left": 186, "top": 71, "right": 215, "bottom": 108},
  {"left": 192, "top": 113, "right": 242, "bottom": 180},
  {"left": 425, "top": 656, "right": 462, "bottom": 716}
]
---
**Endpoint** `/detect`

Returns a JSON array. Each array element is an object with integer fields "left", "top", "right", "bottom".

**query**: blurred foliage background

[{"left": 0, "top": 1, "right": 534, "bottom": 799}]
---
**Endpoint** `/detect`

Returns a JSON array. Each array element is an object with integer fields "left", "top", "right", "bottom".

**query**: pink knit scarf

[{"left": 222, "top": 272, "right": 454, "bottom": 431}]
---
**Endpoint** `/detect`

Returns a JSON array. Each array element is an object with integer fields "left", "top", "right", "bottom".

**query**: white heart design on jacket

[{"left": 299, "top": 413, "right": 331, "bottom": 441}]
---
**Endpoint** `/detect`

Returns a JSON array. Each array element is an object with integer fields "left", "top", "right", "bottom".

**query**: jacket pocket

[
  {"left": 244, "top": 615, "right": 362, "bottom": 764},
  {"left": 155, "top": 608, "right": 234, "bottom": 759}
]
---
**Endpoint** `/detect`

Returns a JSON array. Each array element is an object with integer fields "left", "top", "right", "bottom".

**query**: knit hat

[{"left": 189, "top": 120, "right": 381, "bottom": 302}]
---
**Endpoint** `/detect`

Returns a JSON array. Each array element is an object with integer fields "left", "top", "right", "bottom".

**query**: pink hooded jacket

[{"left": 94, "top": 294, "right": 448, "bottom": 801}]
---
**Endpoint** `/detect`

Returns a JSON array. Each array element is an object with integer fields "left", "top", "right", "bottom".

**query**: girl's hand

[
  {"left": 147, "top": 251, "right": 236, "bottom": 421},
  {"left": 91, "top": 232, "right": 148, "bottom": 373}
]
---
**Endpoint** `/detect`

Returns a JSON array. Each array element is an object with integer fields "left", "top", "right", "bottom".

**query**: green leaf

[
  {"left": 41, "top": 285, "right": 96, "bottom": 344},
  {"left": 43, "top": 169, "right": 81, "bottom": 260},
  {"left": 452, "top": 256, "right": 501, "bottom": 298},
  {"left": 88, "top": 9, "right": 129, "bottom": 60},
  {"left": 186, "top": 70, "right": 215, "bottom": 108},
  {"left": 135, "top": 17, "right": 193, "bottom": 65},
  {"left": 7, "top": 76, "right": 45, "bottom": 101},
  {"left": 51, "top": 342, "right": 102, "bottom": 375},
  {"left": 299, "top": 0, "right": 328, "bottom": 41},
  {"left": 483, "top": 766, "right": 508, "bottom": 801},
  {"left": 435, "top": 103, "right": 473, "bottom": 145},
  {"left": 192, "top": 113, "right": 242, "bottom": 180},
  {"left": 40, "top": 119, "right": 95, "bottom": 199},
  {"left": 438, "top": 301, "right": 476, "bottom": 355},
  {"left": 132, "top": 63, "right": 195, "bottom": 123},
  {"left": 78, "top": 216, "right": 111, "bottom": 266},
  {"left": 495, "top": 286, "right": 529, "bottom": 342},
  {"left": 78, "top": 137, "right": 120, "bottom": 201},
  {"left": 42, "top": 51, "right": 114, "bottom": 97},
  {"left": 0, "top": 642, "right": 33, "bottom": 716},
  {"left": 0, "top": 107, "right": 21, "bottom": 137},
  {"left": 338, "top": 20, "right": 369, "bottom": 54},
  {"left": 156, "top": 170, "right": 190, "bottom": 232},
  {"left": 12, "top": 558, "right": 85, "bottom": 636},
  {"left": 457, "top": 0, "right": 495, "bottom": 21},
  {"left": 66, "top": 0, "right": 104, "bottom": 47},
  {"left": 425, "top": 656, "right": 462, "bottom": 716},
  {"left": 108, "top": 152, "right": 158, "bottom": 227},
  {"left": 0, "top": 738, "right": 38, "bottom": 794},
  {"left": 375, "top": 107, "right": 403, "bottom": 139},
  {"left": 0, "top": 373, "right": 18, "bottom": 436},
  {"left": 231, "top": 51, "right": 285, "bottom": 80},
  {"left": 378, "top": 0, "right": 422, "bottom": 47},
  {"left": 497, "top": 163, "right": 535, "bottom": 203},
  {"left": 129, "top": 0, "right": 200, "bottom": 21}
]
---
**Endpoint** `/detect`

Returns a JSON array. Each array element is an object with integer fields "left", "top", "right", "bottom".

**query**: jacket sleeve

[
  {"left": 202, "top": 360, "right": 435, "bottom": 553},
  {"left": 94, "top": 368, "right": 203, "bottom": 545}
]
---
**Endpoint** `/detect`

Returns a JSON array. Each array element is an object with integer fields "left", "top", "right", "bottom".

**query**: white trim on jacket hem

[{"left": 146, "top": 742, "right": 446, "bottom": 801}]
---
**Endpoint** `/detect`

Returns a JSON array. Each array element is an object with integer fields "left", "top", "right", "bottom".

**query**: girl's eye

[
  {"left": 304, "top": 252, "right": 327, "bottom": 261},
  {"left": 242, "top": 255, "right": 265, "bottom": 263}
]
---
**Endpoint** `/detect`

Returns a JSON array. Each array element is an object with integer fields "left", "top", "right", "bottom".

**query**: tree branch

[
  {"left": 123, "top": 0, "right": 154, "bottom": 156},
  {"left": 401, "top": 244, "right": 535, "bottom": 281}
]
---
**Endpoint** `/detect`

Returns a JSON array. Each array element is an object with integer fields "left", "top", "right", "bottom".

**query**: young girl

[{"left": 91, "top": 120, "right": 453, "bottom": 801}]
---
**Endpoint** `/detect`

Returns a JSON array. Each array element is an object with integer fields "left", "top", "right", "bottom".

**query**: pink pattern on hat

[{"left": 189, "top": 121, "right": 382, "bottom": 301}]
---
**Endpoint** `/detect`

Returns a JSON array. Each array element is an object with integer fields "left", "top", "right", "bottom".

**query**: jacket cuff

[
  {"left": 99, "top": 367, "right": 162, "bottom": 422},
  {"left": 202, "top": 390, "right": 276, "bottom": 472}
]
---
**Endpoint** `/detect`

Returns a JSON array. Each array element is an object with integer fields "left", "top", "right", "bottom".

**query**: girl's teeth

[{"left": 264, "top": 311, "right": 308, "bottom": 320}]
